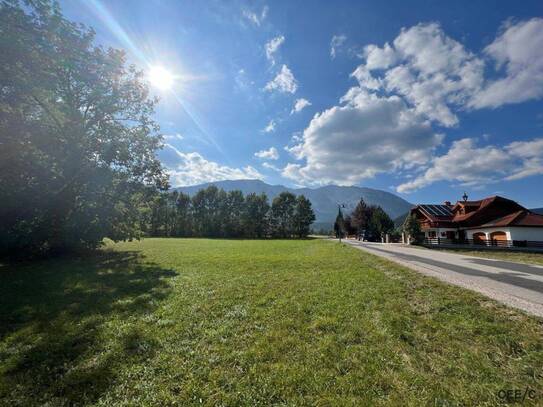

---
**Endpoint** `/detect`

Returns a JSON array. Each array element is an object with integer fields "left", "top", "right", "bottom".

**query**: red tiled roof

[
  {"left": 452, "top": 196, "right": 525, "bottom": 226},
  {"left": 515, "top": 212, "right": 543, "bottom": 226},
  {"left": 452, "top": 196, "right": 499, "bottom": 222},
  {"left": 479, "top": 210, "right": 543, "bottom": 228},
  {"left": 412, "top": 195, "right": 543, "bottom": 229}
]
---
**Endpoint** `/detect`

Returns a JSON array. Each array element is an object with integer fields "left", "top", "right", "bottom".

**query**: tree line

[
  {"left": 334, "top": 199, "right": 394, "bottom": 240},
  {"left": 143, "top": 187, "right": 316, "bottom": 239}
]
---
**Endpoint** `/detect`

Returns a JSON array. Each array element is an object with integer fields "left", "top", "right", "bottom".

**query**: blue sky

[{"left": 59, "top": 0, "right": 543, "bottom": 207}]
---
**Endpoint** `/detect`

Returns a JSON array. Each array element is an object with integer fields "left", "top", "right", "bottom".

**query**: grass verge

[{"left": 424, "top": 247, "right": 543, "bottom": 266}]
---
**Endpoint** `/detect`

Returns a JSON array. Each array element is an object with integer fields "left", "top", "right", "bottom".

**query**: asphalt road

[{"left": 342, "top": 240, "right": 543, "bottom": 318}]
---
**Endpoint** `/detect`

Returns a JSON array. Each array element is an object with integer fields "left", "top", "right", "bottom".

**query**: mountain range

[{"left": 174, "top": 179, "right": 413, "bottom": 230}]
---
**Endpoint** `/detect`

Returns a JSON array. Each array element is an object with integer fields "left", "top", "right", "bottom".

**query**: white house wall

[
  {"left": 466, "top": 227, "right": 543, "bottom": 241},
  {"left": 507, "top": 227, "right": 543, "bottom": 241}
]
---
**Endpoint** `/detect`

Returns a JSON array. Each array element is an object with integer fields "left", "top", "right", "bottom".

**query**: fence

[{"left": 423, "top": 237, "right": 543, "bottom": 249}]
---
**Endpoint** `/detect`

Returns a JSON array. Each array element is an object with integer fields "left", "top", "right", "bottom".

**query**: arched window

[{"left": 490, "top": 231, "right": 507, "bottom": 246}]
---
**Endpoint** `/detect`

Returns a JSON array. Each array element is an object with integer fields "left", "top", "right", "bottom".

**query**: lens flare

[{"left": 148, "top": 66, "right": 175, "bottom": 90}]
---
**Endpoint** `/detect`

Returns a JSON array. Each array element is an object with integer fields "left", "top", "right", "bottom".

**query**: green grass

[
  {"left": 1, "top": 238, "right": 542, "bottom": 406},
  {"left": 426, "top": 247, "right": 543, "bottom": 266}
]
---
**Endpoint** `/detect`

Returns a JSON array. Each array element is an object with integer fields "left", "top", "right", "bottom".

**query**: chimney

[{"left": 444, "top": 201, "right": 451, "bottom": 206}]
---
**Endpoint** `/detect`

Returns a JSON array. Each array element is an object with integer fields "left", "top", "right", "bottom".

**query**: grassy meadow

[{"left": 1, "top": 238, "right": 542, "bottom": 405}]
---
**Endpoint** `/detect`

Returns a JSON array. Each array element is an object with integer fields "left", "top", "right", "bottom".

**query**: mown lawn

[
  {"left": 429, "top": 247, "right": 543, "bottom": 266},
  {"left": 1, "top": 239, "right": 542, "bottom": 406}
]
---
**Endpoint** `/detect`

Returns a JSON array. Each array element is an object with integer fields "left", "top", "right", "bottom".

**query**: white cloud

[
  {"left": 254, "top": 146, "right": 279, "bottom": 160},
  {"left": 262, "top": 162, "right": 281, "bottom": 171},
  {"left": 281, "top": 88, "right": 442, "bottom": 186},
  {"left": 276, "top": 19, "right": 543, "bottom": 190},
  {"left": 265, "top": 64, "right": 298, "bottom": 94},
  {"left": 263, "top": 119, "right": 276, "bottom": 133},
  {"left": 470, "top": 18, "right": 543, "bottom": 108},
  {"left": 330, "top": 34, "right": 347, "bottom": 59},
  {"left": 159, "top": 144, "right": 263, "bottom": 186},
  {"left": 163, "top": 133, "right": 184, "bottom": 141},
  {"left": 353, "top": 19, "right": 543, "bottom": 126},
  {"left": 351, "top": 65, "right": 382, "bottom": 91},
  {"left": 505, "top": 138, "right": 543, "bottom": 180},
  {"left": 396, "top": 138, "right": 543, "bottom": 192},
  {"left": 291, "top": 98, "right": 312, "bottom": 114},
  {"left": 265, "top": 35, "right": 285, "bottom": 65},
  {"left": 242, "top": 5, "right": 268, "bottom": 27},
  {"left": 359, "top": 22, "right": 484, "bottom": 127},
  {"left": 363, "top": 42, "right": 398, "bottom": 70}
]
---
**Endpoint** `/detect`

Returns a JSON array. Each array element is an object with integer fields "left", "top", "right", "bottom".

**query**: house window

[{"left": 428, "top": 231, "right": 436, "bottom": 238}]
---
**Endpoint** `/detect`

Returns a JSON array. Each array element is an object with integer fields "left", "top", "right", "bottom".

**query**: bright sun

[{"left": 148, "top": 66, "right": 175, "bottom": 90}]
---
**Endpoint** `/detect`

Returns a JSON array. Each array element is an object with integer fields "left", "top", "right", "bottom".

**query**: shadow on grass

[{"left": 0, "top": 249, "right": 176, "bottom": 405}]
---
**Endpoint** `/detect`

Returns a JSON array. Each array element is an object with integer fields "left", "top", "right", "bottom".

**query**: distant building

[{"left": 407, "top": 195, "right": 543, "bottom": 246}]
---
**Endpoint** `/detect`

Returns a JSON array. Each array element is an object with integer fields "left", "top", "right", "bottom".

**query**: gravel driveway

[{"left": 343, "top": 240, "right": 543, "bottom": 318}]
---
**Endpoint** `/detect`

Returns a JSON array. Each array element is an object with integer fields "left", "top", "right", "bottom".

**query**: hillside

[{"left": 175, "top": 179, "right": 413, "bottom": 228}]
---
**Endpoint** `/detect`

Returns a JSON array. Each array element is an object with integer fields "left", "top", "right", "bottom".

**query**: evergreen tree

[
  {"left": 351, "top": 198, "right": 369, "bottom": 236},
  {"left": 334, "top": 207, "right": 345, "bottom": 238},
  {"left": 366, "top": 206, "right": 394, "bottom": 240}
]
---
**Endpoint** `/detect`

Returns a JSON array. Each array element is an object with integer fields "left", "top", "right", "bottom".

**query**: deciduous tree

[
  {"left": 0, "top": 0, "right": 168, "bottom": 255},
  {"left": 293, "top": 195, "right": 315, "bottom": 238}
]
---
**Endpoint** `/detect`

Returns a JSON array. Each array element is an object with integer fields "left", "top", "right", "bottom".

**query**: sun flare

[{"left": 148, "top": 65, "right": 175, "bottom": 90}]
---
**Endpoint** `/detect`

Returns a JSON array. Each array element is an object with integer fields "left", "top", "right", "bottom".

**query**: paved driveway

[{"left": 342, "top": 240, "right": 543, "bottom": 317}]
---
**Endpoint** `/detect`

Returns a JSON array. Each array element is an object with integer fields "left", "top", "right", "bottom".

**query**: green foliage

[
  {"left": 293, "top": 195, "right": 316, "bottom": 238},
  {"left": 1, "top": 238, "right": 542, "bottom": 405},
  {"left": 403, "top": 213, "right": 423, "bottom": 244},
  {"left": 243, "top": 193, "right": 270, "bottom": 238},
  {"left": 270, "top": 192, "right": 297, "bottom": 238},
  {"left": 0, "top": 0, "right": 167, "bottom": 255},
  {"left": 145, "top": 187, "right": 315, "bottom": 238},
  {"left": 351, "top": 198, "right": 369, "bottom": 233},
  {"left": 347, "top": 201, "right": 394, "bottom": 240},
  {"left": 334, "top": 207, "right": 345, "bottom": 238},
  {"left": 366, "top": 206, "right": 395, "bottom": 239}
]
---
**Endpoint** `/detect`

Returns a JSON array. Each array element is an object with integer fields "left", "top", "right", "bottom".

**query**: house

[{"left": 407, "top": 194, "right": 543, "bottom": 246}]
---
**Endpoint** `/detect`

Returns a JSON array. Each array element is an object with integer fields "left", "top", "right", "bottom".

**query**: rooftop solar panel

[{"left": 419, "top": 204, "right": 453, "bottom": 218}]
